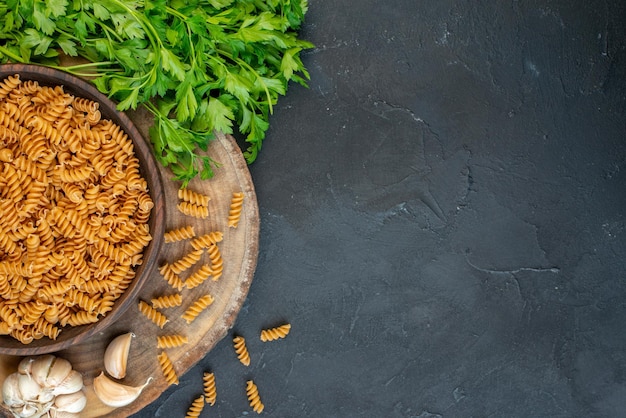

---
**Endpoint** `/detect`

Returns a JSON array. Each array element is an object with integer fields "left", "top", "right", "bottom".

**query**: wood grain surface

[{"left": 0, "top": 107, "right": 260, "bottom": 416}]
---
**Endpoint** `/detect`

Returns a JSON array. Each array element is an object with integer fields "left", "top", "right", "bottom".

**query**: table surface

[{"left": 131, "top": 1, "right": 626, "bottom": 417}]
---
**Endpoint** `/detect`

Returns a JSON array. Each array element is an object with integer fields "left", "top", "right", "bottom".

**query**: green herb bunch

[{"left": 0, "top": 0, "right": 313, "bottom": 185}]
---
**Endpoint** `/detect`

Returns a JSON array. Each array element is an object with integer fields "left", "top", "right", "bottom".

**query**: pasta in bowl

[{"left": 0, "top": 64, "right": 165, "bottom": 355}]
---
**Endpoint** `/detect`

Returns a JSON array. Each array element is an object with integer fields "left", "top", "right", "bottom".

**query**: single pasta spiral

[
  {"left": 190, "top": 231, "right": 223, "bottom": 250},
  {"left": 164, "top": 225, "right": 195, "bottom": 243},
  {"left": 246, "top": 380, "right": 264, "bottom": 414},
  {"left": 138, "top": 300, "right": 169, "bottom": 329},
  {"left": 157, "top": 351, "right": 179, "bottom": 385},
  {"left": 185, "top": 395, "right": 205, "bottom": 418},
  {"left": 169, "top": 249, "right": 203, "bottom": 275},
  {"left": 227, "top": 192, "right": 245, "bottom": 228},
  {"left": 176, "top": 201, "right": 209, "bottom": 219},
  {"left": 157, "top": 334, "right": 189, "bottom": 349},
  {"left": 233, "top": 336, "right": 251, "bottom": 366},
  {"left": 203, "top": 372, "right": 216, "bottom": 406},
  {"left": 184, "top": 264, "right": 213, "bottom": 290},
  {"left": 206, "top": 244, "right": 223, "bottom": 281},
  {"left": 181, "top": 294, "right": 214, "bottom": 324},
  {"left": 158, "top": 264, "right": 185, "bottom": 291},
  {"left": 151, "top": 293, "right": 183, "bottom": 309},
  {"left": 260, "top": 323, "right": 292, "bottom": 342},
  {"left": 178, "top": 188, "right": 211, "bottom": 207}
]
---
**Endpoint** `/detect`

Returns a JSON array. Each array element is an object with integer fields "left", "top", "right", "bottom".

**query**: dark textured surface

[{"left": 133, "top": 1, "right": 626, "bottom": 417}]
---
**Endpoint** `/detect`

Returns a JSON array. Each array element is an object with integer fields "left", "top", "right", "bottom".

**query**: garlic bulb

[
  {"left": 93, "top": 372, "right": 151, "bottom": 408},
  {"left": 104, "top": 332, "right": 134, "bottom": 379},
  {"left": 1, "top": 355, "right": 85, "bottom": 418}
]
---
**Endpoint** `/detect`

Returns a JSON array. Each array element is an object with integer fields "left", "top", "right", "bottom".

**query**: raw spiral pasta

[
  {"left": 206, "top": 244, "right": 224, "bottom": 281},
  {"left": 260, "top": 323, "right": 292, "bottom": 342},
  {"left": 157, "top": 351, "right": 179, "bottom": 386},
  {"left": 157, "top": 334, "right": 189, "bottom": 349},
  {"left": 158, "top": 264, "right": 185, "bottom": 292},
  {"left": 203, "top": 372, "right": 216, "bottom": 406},
  {"left": 0, "top": 74, "right": 154, "bottom": 343},
  {"left": 178, "top": 188, "right": 210, "bottom": 207},
  {"left": 233, "top": 336, "right": 251, "bottom": 366},
  {"left": 163, "top": 225, "right": 195, "bottom": 243},
  {"left": 151, "top": 293, "right": 183, "bottom": 309},
  {"left": 138, "top": 300, "right": 169, "bottom": 329},
  {"left": 185, "top": 395, "right": 205, "bottom": 418},
  {"left": 184, "top": 264, "right": 213, "bottom": 290},
  {"left": 181, "top": 294, "right": 214, "bottom": 324},
  {"left": 189, "top": 231, "right": 223, "bottom": 250},
  {"left": 246, "top": 380, "right": 264, "bottom": 414},
  {"left": 167, "top": 249, "right": 203, "bottom": 275},
  {"left": 176, "top": 201, "right": 209, "bottom": 219},
  {"left": 227, "top": 191, "right": 244, "bottom": 228}
]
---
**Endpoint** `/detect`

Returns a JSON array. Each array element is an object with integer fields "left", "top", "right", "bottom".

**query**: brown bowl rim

[{"left": 0, "top": 63, "right": 165, "bottom": 355}]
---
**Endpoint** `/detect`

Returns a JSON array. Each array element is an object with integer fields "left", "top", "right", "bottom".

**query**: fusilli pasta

[
  {"left": 260, "top": 323, "right": 292, "bottom": 342},
  {"left": 0, "top": 74, "right": 154, "bottom": 343},
  {"left": 156, "top": 334, "right": 189, "bottom": 349},
  {"left": 157, "top": 351, "right": 179, "bottom": 386},
  {"left": 138, "top": 300, "right": 169, "bottom": 329},
  {"left": 164, "top": 225, "right": 195, "bottom": 243},
  {"left": 227, "top": 192, "right": 244, "bottom": 228},
  {"left": 181, "top": 294, "right": 214, "bottom": 324},
  {"left": 246, "top": 380, "right": 264, "bottom": 414},
  {"left": 203, "top": 372, "right": 216, "bottom": 406},
  {"left": 178, "top": 188, "right": 210, "bottom": 207},
  {"left": 233, "top": 336, "right": 251, "bottom": 366},
  {"left": 185, "top": 395, "right": 205, "bottom": 418}
]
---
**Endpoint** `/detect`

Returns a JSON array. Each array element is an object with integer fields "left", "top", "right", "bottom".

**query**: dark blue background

[{"left": 134, "top": 1, "right": 626, "bottom": 416}]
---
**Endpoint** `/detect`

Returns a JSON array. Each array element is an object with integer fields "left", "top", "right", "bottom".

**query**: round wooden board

[{"left": 0, "top": 109, "right": 259, "bottom": 416}]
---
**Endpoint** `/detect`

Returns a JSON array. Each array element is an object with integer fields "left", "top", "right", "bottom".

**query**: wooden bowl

[{"left": 0, "top": 64, "right": 165, "bottom": 355}]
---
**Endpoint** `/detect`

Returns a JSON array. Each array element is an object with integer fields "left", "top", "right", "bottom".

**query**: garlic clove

[
  {"left": 51, "top": 370, "right": 84, "bottom": 396},
  {"left": 2, "top": 373, "right": 24, "bottom": 407},
  {"left": 53, "top": 390, "right": 87, "bottom": 414},
  {"left": 13, "top": 402, "right": 39, "bottom": 418},
  {"left": 17, "top": 357, "right": 35, "bottom": 376},
  {"left": 17, "top": 374, "right": 42, "bottom": 402},
  {"left": 45, "top": 357, "right": 73, "bottom": 388},
  {"left": 103, "top": 332, "right": 134, "bottom": 379},
  {"left": 93, "top": 371, "right": 151, "bottom": 408},
  {"left": 29, "top": 355, "right": 55, "bottom": 387},
  {"left": 37, "top": 389, "right": 55, "bottom": 404}
]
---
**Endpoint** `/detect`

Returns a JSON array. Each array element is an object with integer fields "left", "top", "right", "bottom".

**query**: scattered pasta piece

[
  {"left": 169, "top": 249, "right": 204, "bottom": 275},
  {"left": 157, "top": 334, "right": 189, "bottom": 349},
  {"left": 246, "top": 380, "right": 264, "bottom": 414},
  {"left": 164, "top": 225, "right": 196, "bottom": 243},
  {"left": 138, "top": 300, "right": 169, "bottom": 329},
  {"left": 157, "top": 351, "right": 179, "bottom": 385},
  {"left": 260, "top": 323, "right": 292, "bottom": 342},
  {"left": 190, "top": 231, "right": 223, "bottom": 250},
  {"left": 158, "top": 264, "right": 185, "bottom": 292},
  {"left": 227, "top": 192, "right": 245, "bottom": 228},
  {"left": 206, "top": 244, "right": 224, "bottom": 281},
  {"left": 185, "top": 264, "right": 214, "bottom": 290},
  {"left": 203, "top": 372, "right": 216, "bottom": 406},
  {"left": 151, "top": 293, "right": 183, "bottom": 309},
  {"left": 185, "top": 395, "right": 205, "bottom": 418},
  {"left": 178, "top": 188, "right": 211, "bottom": 207},
  {"left": 177, "top": 201, "right": 209, "bottom": 219},
  {"left": 233, "top": 336, "right": 251, "bottom": 366},
  {"left": 182, "top": 294, "right": 214, "bottom": 324}
]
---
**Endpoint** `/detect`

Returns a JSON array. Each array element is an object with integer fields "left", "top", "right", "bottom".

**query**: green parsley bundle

[{"left": 0, "top": 0, "right": 313, "bottom": 185}]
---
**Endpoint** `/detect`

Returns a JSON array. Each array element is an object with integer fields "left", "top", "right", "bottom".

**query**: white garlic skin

[
  {"left": 1, "top": 355, "right": 84, "bottom": 418},
  {"left": 53, "top": 390, "right": 87, "bottom": 413},
  {"left": 103, "top": 332, "right": 134, "bottom": 379},
  {"left": 93, "top": 371, "right": 151, "bottom": 408}
]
